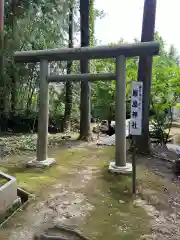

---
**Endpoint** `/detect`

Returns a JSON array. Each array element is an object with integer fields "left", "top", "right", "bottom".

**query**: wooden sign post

[{"left": 130, "top": 82, "right": 143, "bottom": 194}]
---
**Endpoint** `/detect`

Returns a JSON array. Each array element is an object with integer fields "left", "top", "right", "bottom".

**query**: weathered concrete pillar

[
  {"left": 115, "top": 55, "right": 126, "bottom": 167},
  {"left": 109, "top": 55, "right": 132, "bottom": 174},
  {"left": 37, "top": 59, "right": 49, "bottom": 161},
  {"left": 27, "top": 60, "right": 56, "bottom": 167}
]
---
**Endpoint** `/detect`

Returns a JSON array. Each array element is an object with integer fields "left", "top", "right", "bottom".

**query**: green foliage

[
  {"left": 89, "top": 0, "right": 95, "bottom": 46},
  {"left": 91, "top": 40, "right": 138, "bottom": 120},
  {"left": 3, "top": 0, "right": 180, "bottom": 141},
  {"left": 150, "top": 55, "right": 180, "bottom": 143},
  {"left": 3, "top": 0, "right": 78, "bottom": 121},
  {"left": 90, "top": 32, "right": 180, "bottom": 146},
  {"left": 91, "top": 58, "right": 116, "bottom": 119},
  {"left": 144, "top": 32, "right": 180, "bottom": 143},
  {"left": 2, "top": 0, "right": 105, "bottom": 128}
]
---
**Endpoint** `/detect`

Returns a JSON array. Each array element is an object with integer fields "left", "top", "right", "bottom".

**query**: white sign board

[{"left": 130, "top": 82, "right": 143, "bottom": 135}]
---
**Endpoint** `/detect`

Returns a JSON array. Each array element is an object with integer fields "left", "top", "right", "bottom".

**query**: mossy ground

[
  {"left": 0, "top": 142, "right": 175, "bottom": 239},
  {"left": 80, "top": 166, "right": 151, "bottom": 240},
  {"left": 0, "top": 178, "right": 8, "bottom": 186}
]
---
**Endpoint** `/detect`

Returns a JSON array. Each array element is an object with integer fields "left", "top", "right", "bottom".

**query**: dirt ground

[
  {"left": 0, "top": 143, "right": 97, "bottom": 239},
  {"left": 0, "top": 130, "right": 180, "bottom": 239},
  {"left": 3, "top": 165, "right": 96, "bottom": 239},
  {"left": 138, "top": 154, "right": 180, "bottom": 240}
]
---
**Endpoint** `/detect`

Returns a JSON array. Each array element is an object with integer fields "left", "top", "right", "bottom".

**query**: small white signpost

[
  {"left": 130, "top": 81, "right": 143, "bottom": 135},
  {"left": 130, "top": 81, "right": 143, "bottom": 194}
]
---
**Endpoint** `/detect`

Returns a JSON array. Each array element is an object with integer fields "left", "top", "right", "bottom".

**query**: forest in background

[{"left": 1, "top": 0, "right": 180, "bottom": 140}]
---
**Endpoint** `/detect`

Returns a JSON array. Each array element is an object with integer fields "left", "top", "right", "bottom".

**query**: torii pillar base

[
  {"left": 27, "top": 158, "right": 56, "bottom": 168},
  {"left": 108, "top": 162, "right": 132, "bottom": 175}
]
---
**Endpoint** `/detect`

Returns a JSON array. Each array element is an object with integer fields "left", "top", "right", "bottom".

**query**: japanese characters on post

[{"left": 130, "top": 82, "right": 143, "bottom": 135}]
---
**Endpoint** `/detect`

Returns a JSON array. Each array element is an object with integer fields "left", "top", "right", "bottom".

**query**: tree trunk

[
  {"left": 11, "top": 66, "right": 16, "bottom": 114},
  {"left": 26, "top": 82, "right": 36, "bottom": 114},
  {"left": 135, "top": 0, "right": 157, "bottom": 154},
  {"left": 10, "top": 0, "right": 17, "bottom": 115},
  {"left": 79, "top": 0, "right": 91, "bottom": 141},
  {"left": 26, "top": 64, "right": 37, "bottom": 114},
  {"left": 89, "top": 0, "right": 95, "bottom": 47},
  {"left": 0, "top": 0, "right": 5, "bottom": 132},
  {"left": 63, "top": 0, "right": 74, "bottom": 132}
]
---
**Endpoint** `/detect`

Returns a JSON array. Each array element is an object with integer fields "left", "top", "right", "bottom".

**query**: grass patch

[
  {"left": 0, "top": 200, "right": 22, "bottom": 226},
  {"left": 0, "top": 144, "right": 174, "bottom": 239},
  {"left": 0, "top": 178, "right": 8, "bottom": 187},
  {"left": 81, "top": 164, "right": 151, "bottom": 240},
  {"left": 79, "top": 147, "right": 176, "bottom": 240},
  {"left": 137, "top": 167, "right": 166, "bottom": 208},
  {"left": 136, "top": 165, "right": 179, "bottom": 211},
  {"left": 0, "top": 143, "right": 88, "bottom": 194},
  {"left": 0, "top": 145, "right": 114, "bottom": 195}
]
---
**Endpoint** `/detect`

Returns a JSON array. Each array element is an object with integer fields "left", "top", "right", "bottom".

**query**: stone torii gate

[{"left": 14, "top": 42, "right": 159, "bottom": 172}]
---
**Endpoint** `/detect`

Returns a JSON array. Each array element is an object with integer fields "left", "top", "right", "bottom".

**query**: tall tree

[
  {"left": 89, "top": 0, "right": 95, "bottom": 47},
  {"left": 0, "top": 0, "right": 4, "bottom": 132},
  {"left": 10, "top": 0, "right": 17, "bottom": 114},
  {"left": 63, "top": 0, "right": 74, "bottom": 132},
  {"left": 136, "top": 0, "right": 157, "bottom": 154},
  {"left": 79, "top": 0, "right": 91, "bottom": 141},
  {"left": 168, "top": 45, "right": 179, "bottom": 66},
  {"left": 4, "top": 0, "right": 71, "bottom": 114}
]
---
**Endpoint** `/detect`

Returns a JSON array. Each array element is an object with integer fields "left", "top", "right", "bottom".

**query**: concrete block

[
  {"left": 0, "top": 172, "right": 18, "bottom": 214},
  {"left": 108, "top": 162, "right": 132, "bottom": 174},
  {"left": 27, "top": 158, "right": 56, "bottom": 168}
]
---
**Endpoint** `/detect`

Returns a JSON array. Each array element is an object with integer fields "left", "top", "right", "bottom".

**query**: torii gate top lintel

[{"left": 14, "top": 41, "right": 159, "bottom": 63}]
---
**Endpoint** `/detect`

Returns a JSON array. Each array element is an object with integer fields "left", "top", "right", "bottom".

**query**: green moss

[
  {"left": 0, "top": 178, "right": 8, "bottom": 186},
  {"left": 80, "top": 165, "right": 151, "bottom": 240},
  {"left": 0, "top": 200, "right": 21, "bottom": 226},
  {"left": 136, "top": 166, "right": 176, "bottom": 210},
  {"left": 0, "top": 143, "right": 91, "bottom": 194},
  {"left": 0, "top": 144, "right": 173, "bottom": 239}
]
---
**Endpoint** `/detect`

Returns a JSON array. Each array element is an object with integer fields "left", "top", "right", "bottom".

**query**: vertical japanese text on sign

[{"left": 130, "top": 82, "right": 143, "bottom": 135}]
